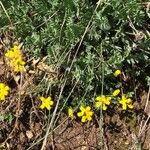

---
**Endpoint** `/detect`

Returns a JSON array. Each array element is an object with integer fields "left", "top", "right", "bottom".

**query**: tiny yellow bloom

[
  {"left": 0, "top": 83, "right": 10, "bottom": 101},
  {"left": 68, "top": 107, "right": 74, "bottom": 118},
  {"left": 119, "top": 95, "right": 133, "bottom": 110},
  {"left": 114, "top": 69, "right": 121, "bottom": 77},
  {"left": 112, "top": 89, "right": 120, "bottom": 96},
  {"left": 95, "top": 95, "right": 111, "bottom": 110},
  {"left": 77, "top": 106, "right": 93, "bottom": 122},
  {"left": 40, "top": 96, "right": 54, "bottom": 110}
]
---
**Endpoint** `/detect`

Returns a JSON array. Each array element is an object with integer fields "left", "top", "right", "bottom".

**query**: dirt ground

[{"left": 1, "top": 109, "right": 150, "bottom": 150}]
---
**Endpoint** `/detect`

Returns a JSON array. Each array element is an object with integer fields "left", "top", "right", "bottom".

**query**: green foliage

[
  {"left": 0, "top": 0, "right": 149, "bottom": 107},
  {"left": 0, "top": 112, "right": 14, "bottom": 124}
]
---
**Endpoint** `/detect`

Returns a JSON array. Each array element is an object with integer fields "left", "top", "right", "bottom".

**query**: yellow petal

[
  {"left": 3, "top": 91, "right": 8, "bottom": 96},
  {"left": 87, "top": 111, "right": 93, "bottom": 116},
  {"left": 95, "top": 95, "right": 106, "bottom": 102},
  {"left": 102, "top": 104, "right": 107, "bottom": 110},
  {"left": 126, "top": 98, "right": 132, "bottom": 103},
  {"left": 0, "top": 83, "right": 4, "bottom": 88},
  {"left": 81, "top": 116, "right": 86, "bottom": 122},
  {"left": 95, "top": 96, "right": 102, "bottom": 101},
  {"left": 128, "top": 104, "right": 133, "bottom": 109},
  {"left": 47, "top": 96, "right": 52, "bottom": 100},
  {"left": 40, "top": 104, "right": 45, "bottom": 109},
  {"left": 50, "top": 101, "right": 54, "bottom": 105},
  {"left": 96, "top": 101, "right": 102, "bottom": 108},
  {"left": 122, "top": 104, "right": 127, "bottom": 110},
  {"left": 68, "top": 108, "right": 74, "bottom": 118},
  {"left": 0, "top": 95, "right": 5, "bottom": 100},
  {"left": 40, "top": 97, "right": 45, "bottom": 101},
  {"left": 114, "top": 69, "right": 121, "bottom": 77},
  {"left": 122, "top": 95, "right": 126, "bottom": 101},
  {"left": 86, "top": 106, "right": 91, "bottom": 111},
  {"left": 46, "top": 105, "right": 51, "bottom": 110},
  {"left": 112, "top": 89, "right": 120, "bottom": 96},
  {"left": 77, "top": 112, "right": 83, "bottom": 117},
  {"left": 87, "top": 116, "right": 92, "bottom": 121},
  {"left": 105, "top": 97, "right": 111, "bottom": 105},
  {"left": 80, "top": 106, "right": 85, "bottom": 111},
  {"left": 119, "top": 100, "right": 123, "bottom": 104}
]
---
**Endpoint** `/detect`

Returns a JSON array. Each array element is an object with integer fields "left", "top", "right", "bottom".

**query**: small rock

[{"left": 26, "top": 130, "right": 33, "bottom": 139}]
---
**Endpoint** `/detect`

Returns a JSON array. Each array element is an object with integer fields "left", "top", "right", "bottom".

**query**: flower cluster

[
  {"left": 65, "top": 69, "right": 133, "bottom": 122},
  {"left": 0, "top": 83, "right": 10, "bottom": 101},
  {"left": 5, "top": 44, "right": 26, "bottom": 72},
  {"left": 95, "top": 88, "right": 133, "bottom": 111},
  {"left": 113, "top": 70, "right": 133, "bottom": 110}
]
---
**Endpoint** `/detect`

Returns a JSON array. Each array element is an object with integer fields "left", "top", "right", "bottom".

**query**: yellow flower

[
  {"left": 5, "top": 45, "right": 26, "bottom": 72},
  {"left": 77, "top": 106, "right": 93, "bottom": 122},
  {"left": 5, "top": 45, "right": 22, "bottom": 59},
  {"left": 95, "top": 95, "right": 111, "bottom": 110},
  {"left": 0, "top": 83, "right": 10, "bottom": 101},
  {"left": 112, "top": 89, "right": 120, "bottom": 96},
  {"left": 68, "top": 107, "right": 74, "bottom": 118},
  {"left": 40, "top": 96, "right": 54, "bottom": 110},
  {"left": 114, "top": 69, "right": 121, "bottom": 77},
  {"left": 119, "top": 95, "right": 134, "bottom": 110}
]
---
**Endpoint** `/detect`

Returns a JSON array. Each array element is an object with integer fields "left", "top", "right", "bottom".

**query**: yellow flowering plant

[
  {"left": 0, "top": 83, "right": 10, "bottom": 101},
  {"left": 119, "top": 95, "right": 134, "bottom": 110},
  {"left": 40, "top": 96, "right": 54, "bottom": 110},
  {"left": 77, "top": 106, "right": 93, "bottom": 122},
  {"left": 95, "top": 95, "right": 111, "bottom": 110},
  {"left": 5, "top": 44, "right": 26, "bottom": 72}
]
